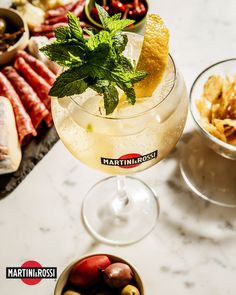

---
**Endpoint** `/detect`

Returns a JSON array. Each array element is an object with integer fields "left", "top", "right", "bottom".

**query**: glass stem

[{"left": 112, "top": 175, "right": 129, "bottom": 213}]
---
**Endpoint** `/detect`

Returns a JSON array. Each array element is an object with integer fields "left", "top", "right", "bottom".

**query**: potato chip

[
  {"left": 226, "top": 99, "right": 236, "bottom": 118},
  {"left": 196, "top": 96, "right": 210, "bottom": 119},
  {"left": 203, "top": 121, "right": 227, "bottom": 142},
  {"left": 196, "top": 74, "right": 236, "bottom": 146},
  {"left": 203, "top": 75, "right": 223, "bottom": 102},
  {"left": 228, "top": 137, "right": 236, "bottom": 146}
]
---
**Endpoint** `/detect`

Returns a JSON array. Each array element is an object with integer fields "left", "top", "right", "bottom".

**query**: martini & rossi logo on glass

[
  {"left": 101, "top": 150, "right": 158, "bottom": 169},
  {"left": 6, "top": 260, "right": 57, "bottom": 285}
]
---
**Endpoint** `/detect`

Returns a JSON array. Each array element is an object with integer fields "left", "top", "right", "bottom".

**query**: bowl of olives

[
  {"left": 0, "top": 8, "right": 29, "bottom": 65},
  {"left": 55, "top": 253, "right": 144, "bottom": 295},
  {"left": 85, "top": 0, "right": 148, "bottom": 31}
]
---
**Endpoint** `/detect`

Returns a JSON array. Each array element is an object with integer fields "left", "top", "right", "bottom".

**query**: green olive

[
  {"left": 63, "top": 290, "right": 82, "bottom": 295},
  {"left": 0, "top": 18, "right": 6, "bottom": 34},
  {"left": 121, "top": 285, "right": 140, "bottom": 295}
]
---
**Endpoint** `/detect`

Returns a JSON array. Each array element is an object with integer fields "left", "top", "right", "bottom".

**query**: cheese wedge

[{"left": 0, "top": 96, "right": 22, "bottom": 174}]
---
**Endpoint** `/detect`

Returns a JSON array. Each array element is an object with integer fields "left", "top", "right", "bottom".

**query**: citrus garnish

[{"left": 134, "top": 14, "right": 169, "bottom": 98}]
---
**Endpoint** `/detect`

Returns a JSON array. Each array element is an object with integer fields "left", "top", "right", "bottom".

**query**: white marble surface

[{"left": 1, "top": 0, "right": 236, "bottom": 294}]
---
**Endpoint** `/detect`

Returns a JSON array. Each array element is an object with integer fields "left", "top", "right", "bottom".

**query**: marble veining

[{"left": 1, "top": 0, "right": 236, "bottom": 294}]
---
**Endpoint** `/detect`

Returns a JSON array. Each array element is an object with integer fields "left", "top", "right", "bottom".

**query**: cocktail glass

[{"left": 52, "top": 32, "right": 188, "bottom": 245}]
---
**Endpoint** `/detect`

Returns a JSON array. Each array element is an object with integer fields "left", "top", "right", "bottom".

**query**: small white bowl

[
  {"left": 54, "top": 253, "right": 144, "bottom": 295},
  {"left": 0, "top": 8, "right": 29, "bottom": 65}
]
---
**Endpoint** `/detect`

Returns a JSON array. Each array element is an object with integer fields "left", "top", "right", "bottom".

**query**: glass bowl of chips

[{"left": 180, "top": 59, "right": 236, "bottom": 207}]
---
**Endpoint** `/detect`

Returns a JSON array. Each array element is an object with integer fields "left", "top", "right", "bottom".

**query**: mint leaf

[
  {"left": 67, "top": 11, "right": 83, "bottom": 40},
  {"left": 90, "top": 81, "right": 119, "bottom": 115},
  {"left": 40, "top": 43, "right": 74, "bottom": 67},
  {"left": 96, "top": 5, "right": 134, "bottom": 35},
  {"left": 87, "top": 31, "right": 111, "bottom": 50},
  {"left": 110, "top": 13, "right": 122, "bottom": 21},
  {"left": 41, "top": 8, "right": 148, "bottom": 115},
  {"left": 40, "top": 43, "right": 85, "bottom": 67},
  {"left": 103, "top": 85, "right": 119, "bottom": 115},
  {"left": 113, "top": 33, "right": 128, "bottom": 53},
  {"left": 49, "top": 67, "right": 88, "bottom": 97},
  {"left": 86, "top": 43, "right": 114, "bottom": 78},
  {"left": 129, "top": 70, "right": 148, "bottom": 83},
  {"left": 107, "top": 19, "right": 135, "bottom": 35},
  {"left": 95, "top": 3, "right": 109, "bottom": 28},
  {"left": 83, "top": 28, "right": 94, "bottom": 37},
  {"left": 65, "top": 43, "right": 86, "bottom": 59},
  {"left": 94, "top": 80, "right": 110, "bottom": 88},
  {"left": 119, "top": 56, "right": 134, "bottom": 71},
  {"left": 55, "top": 26, "right": 71, "bottom": 41},
  {"left": 123, "top": 87, "right": 136, "bottom": 105}
]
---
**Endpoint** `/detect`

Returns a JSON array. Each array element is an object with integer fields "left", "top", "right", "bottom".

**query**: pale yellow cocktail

[{"left": 52, "top": 33, "right": 188, "bottom": 175}]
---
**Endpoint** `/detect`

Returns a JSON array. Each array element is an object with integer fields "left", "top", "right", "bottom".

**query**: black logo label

[
  {"left": 101, "top": 150, "right": 158, "bottom": 169},
  {"left": 6, "top": 261, "right": 57, "bottom": 285},
  {"left": 6, "top": 267, "right": 57, "bottom": 279}
]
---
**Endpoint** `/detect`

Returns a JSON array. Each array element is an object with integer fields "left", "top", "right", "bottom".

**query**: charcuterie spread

[
  {"left": 0, "top": 49, "right": 56, "bottom": 175},
  {"left": 0, "top": 0, "right": 95, "bottom": 178},
  {"left": 0, "top": 0, "right": 148, "bottom": 192}
]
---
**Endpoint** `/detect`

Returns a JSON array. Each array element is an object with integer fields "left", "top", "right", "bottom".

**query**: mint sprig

[{"left": 40, "top": 5, "right": 147, "bottom": 115}]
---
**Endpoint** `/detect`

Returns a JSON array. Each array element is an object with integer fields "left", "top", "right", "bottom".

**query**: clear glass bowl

[{"left": 180, "top": 59, "right": 236, "bottom": 207}]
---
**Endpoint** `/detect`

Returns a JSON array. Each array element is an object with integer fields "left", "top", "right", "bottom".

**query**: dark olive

[{"left": 103, "top": 263, "right": 133, "bottom": 289}]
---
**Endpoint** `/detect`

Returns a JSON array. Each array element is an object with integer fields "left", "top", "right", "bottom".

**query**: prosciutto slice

[
  {"left": 2, "top": 66, "right": 50, "bottom": 129},
  {"left": 0, "top": 72, "right": 36, "bottom": 145},
  {"left": 17, "top": 51, "right": 56, "bottom": 86}
]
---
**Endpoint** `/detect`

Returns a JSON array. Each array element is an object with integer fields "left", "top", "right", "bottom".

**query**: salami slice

[
  {"left": 17, "top": 51, "right": 56, "bottom": 86},
  {"left": 0, "top": 72, "right": 36, "bottom": 145},
  {"left": 14, "top": 57, "right": 53, "bottom": 127},
  {"left": 14, "top": 57, "right": 52, "bottom": 109},
  {"left": 2, "top": 66, "right": 50, "bottom": 129}
]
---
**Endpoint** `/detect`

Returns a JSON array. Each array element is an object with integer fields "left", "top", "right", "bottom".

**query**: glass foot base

[
  {"left": 82, "top": 176, "right": 159, "bottom": 245},
  {"left": 180, "top": 133, "right": 236, "bottom": 207}
]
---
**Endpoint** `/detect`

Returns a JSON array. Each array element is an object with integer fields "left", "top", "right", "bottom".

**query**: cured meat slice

[
  {"left": 32, "top": 22, "right": 67, "bottom": 34},
  {"left": 14, "top": 57, "right": 53, "bottom": 126},
  {"left": 73, "top": 0, "right": 86, "bottom": 18},
  {"left": 45, "top": 1, "right": 79, "bottom": 19},
  {"left": 44, "top": 13, "right": 67, "bottom": 25},
  {"left": 45, "top": 0, "right": 85, "bottom": 24},
  {"left": 0, "top": 96, "right": 22, "bottom": 174},
  {"left": 17, "top": 51, "right": 56, "bottom": 86},
  {"left": 14, "top": 57, "right": 52, "bottom": 108},
  {"left": 2, "top": 66, "right": 50, "bottom": 129},
  {"left": 0, "top": 72, "right": 36, "bottom": 145}
]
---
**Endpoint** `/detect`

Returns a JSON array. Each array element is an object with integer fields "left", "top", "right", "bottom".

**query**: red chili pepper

[
  {"left": 128, "top": 0, "right": 146, "bottom": 21},
  {"left": 110, "top": 0, "right": 127, "bottom": 14},
  {"left": 90, "top": 7, "right": 100, "bottom": 22}
]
